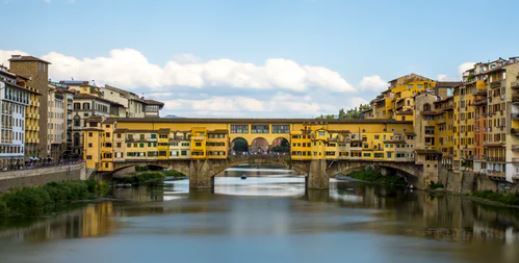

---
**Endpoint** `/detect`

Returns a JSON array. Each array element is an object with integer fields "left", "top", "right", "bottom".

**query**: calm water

[{"left": 1, "top": 169, "right": 519, "bottom": 263}]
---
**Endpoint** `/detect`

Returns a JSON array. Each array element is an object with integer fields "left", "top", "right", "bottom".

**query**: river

[{"left": 0, "top": 168, "right": 518, "bottom": 263}]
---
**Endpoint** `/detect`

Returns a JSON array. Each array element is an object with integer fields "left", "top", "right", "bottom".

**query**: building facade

[
  {"left": 9, "top": 55, "right": 50, "bottom": 158},
  {"left": 0, "top": 66, "right": 32, "bottom": 168},
  {"left": 47, "top": 84, "right": 65, "bottom": 160}
]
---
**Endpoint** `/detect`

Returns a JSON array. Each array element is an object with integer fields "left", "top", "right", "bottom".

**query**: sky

[{"left": 1, "top": 0, "right": 518, "bottom": 118}]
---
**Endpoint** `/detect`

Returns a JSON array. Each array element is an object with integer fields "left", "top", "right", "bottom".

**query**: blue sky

[{"left": 1, "top": 0, "right": 518, "bottom": 117}]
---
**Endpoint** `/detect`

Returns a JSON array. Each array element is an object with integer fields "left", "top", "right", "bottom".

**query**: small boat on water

[{"left": 240, "top": 176, "right": 247, "bottom": 180}]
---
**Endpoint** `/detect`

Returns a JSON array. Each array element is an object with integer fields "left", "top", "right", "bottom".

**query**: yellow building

[
  {"left": 365, "top": 74, "right": 438, "bottom": 121},
  {"left": 83, "top": 118, "right": 415, "bottom": 172}
]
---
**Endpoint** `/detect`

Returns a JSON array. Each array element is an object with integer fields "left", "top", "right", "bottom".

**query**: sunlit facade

[{"left": 83, "top": 118, "right": 415, "bottom": 172}]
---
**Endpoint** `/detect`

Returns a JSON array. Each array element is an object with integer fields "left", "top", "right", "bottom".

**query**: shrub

[
  {"left": 0, "top": 199, "right": 8, "bottom": 218},
  {"left": 2, "top": 187, "right": 53, "bottom": 217},
  {"left": 0, "top": 180, "right": 107, "bottom": 218},
  {"left": 114, "top": 171, "right": 165, "bottom": 186},
  {"left": 428, "top": 181, "right": 444, "bottom": 190},
  {"left": 348, "top": 168, "right": 407, "bottom": 186},
  {"left": 473, "top": 191, "right": 519, "bottom": 206},
  {"left": 162, "top": 170, "right": 186, "bottom": 177}
]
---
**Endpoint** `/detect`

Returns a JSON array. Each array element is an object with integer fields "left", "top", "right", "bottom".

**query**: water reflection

[
  {"left": 214, "top": 177, "right": 305, "bottom": 197},
  {"left": 0, "top": 202, "right": 116, "bottom": 242},
  {"left": 0, "top": 174, "right": 518, "bottom": 263}
]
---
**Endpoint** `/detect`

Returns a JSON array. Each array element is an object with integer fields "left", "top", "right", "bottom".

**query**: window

[
  {"left": 231, "top": 124, "right": 249, "bottom": 134},
  {"left": 251, "top": 124, "right": 269, "bottom": 134},
  {"left": 425, "top": 126, "right": 435, "bottom": 135},
  {"left": 272, "top": 124, "right": 289, "bottom": 134}
]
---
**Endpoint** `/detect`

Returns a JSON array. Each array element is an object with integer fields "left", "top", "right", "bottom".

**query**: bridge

[
  {"left": 83, "top": 117, "right": 436, "bottom": 190},
  {"left": 110, "top": 154, "right": 424, "bottom": 189}
]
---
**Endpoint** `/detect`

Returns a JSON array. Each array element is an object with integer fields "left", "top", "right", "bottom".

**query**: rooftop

[
  {"left": 9, "top": 55, "right": 50, "bottom": 64},
  {"left": 108, "top": 117, "right": 413, "bottom": 125}
]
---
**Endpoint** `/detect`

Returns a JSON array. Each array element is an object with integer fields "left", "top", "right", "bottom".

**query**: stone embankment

[{"left": 0, "top": 163, "right": 87, "bottom": 192}]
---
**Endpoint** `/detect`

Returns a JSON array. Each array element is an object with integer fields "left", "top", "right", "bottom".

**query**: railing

[
  {"left": 486, "top": 156, "right": 506, "bottom": 162},
  {"left": 0, "top": 159, "right": 83, "bottom": 173},
  {"left": 490, "top": 80, "right": 503, "bottom": 89},
  {"left": 485, "top": 170, "right": 506, "bottom": 178}
]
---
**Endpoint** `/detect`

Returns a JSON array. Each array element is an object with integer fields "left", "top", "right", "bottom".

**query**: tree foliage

[{"left": 317, "top": 104, "right": 371, "bottom": 120}]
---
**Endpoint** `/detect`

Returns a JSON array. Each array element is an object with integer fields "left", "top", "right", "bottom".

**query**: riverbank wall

[
  {"left": 0, "top": 163, "right": 87, "bottom": 192},
  {"left": 438, "top": 167, "right": 519, "bottom": 194}
]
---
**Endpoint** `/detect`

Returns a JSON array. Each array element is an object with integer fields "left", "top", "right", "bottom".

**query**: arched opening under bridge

[
  {"left": 270, "top": 137, "right": 290, "bottom": 154},
  {"left": 231, "top": 137, "right": 249, "bottom": 153},
  {"left": 332, "top": 163, "right": 418, "bottom": 188},
  {"left": 250, "top": 137, "right": 269, "bottom": 154}
]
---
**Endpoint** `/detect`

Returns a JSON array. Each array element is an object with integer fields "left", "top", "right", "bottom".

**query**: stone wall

[
  {"left": 438, "top": 167, "right": 519, "bottom": 194},
  {"left": 0, "top": 163, "right": 86, "bottom": 192}
]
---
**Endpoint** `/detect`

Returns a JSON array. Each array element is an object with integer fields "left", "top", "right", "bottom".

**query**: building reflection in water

[
  {"left": 0, "top": 175, "right": 518, "bottom": 263},
  {"left": 0, "top": 202, "right": 116, "bottom": 242},
  {"left": 332, "top": 180, "right": 519, "bottom": 246}
]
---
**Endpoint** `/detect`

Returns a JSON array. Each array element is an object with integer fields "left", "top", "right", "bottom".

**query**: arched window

[
  {"left": 73, "top": 133, "right": 80, "bottom": 146},
  {"left": 73, "top": 115, "right": 81, "bottom": 127},
  {"left": 423, "top": 103, "right": 431, "bottom": 112},
  {"left": 83, "top": 102, "right": 90, "bottom": 110}
]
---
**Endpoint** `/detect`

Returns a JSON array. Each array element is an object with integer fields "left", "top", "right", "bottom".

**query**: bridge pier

[
  {"left": 189, "top": 159, "right": 214, "bottom": 189},
  {"left": 307, "top": 159, "right": 329, "bottom": 190}
]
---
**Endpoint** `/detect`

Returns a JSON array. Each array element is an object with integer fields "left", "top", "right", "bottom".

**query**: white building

[
  {"left": 0, "top": 66, "right": 31, "bottom": 168},
  {"left": 47, "top": 84, "right": 65, "bottom": 160}
]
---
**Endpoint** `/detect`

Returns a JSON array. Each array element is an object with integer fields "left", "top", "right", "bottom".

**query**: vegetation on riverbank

[
  {"left": 428, "top": 181, "right": 445, "bottom": 190},
  {"left": 0, "top": 180, "right": 109, "bottom": 219},
  {"left": 472, "top": 191, "right": 519, "bottom": 206},
  {"left": 113, "top": 168, "right": 186, "bottom": 186},
  {"left": 347, "top": 168, "right": 407, "bottom": 186}
]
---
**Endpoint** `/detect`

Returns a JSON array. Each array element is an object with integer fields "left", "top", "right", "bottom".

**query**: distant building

[
  {"left": 0, "top": 66, "right": 34, "bottom": 168},
  {"left": 9, "top": 55, "right": 50, "bottom": 158},
  {"left": 143, "top": 99, "right": 164, "bottom": 117},
  {"left": 47, "top": 84, "right": 65, "bottom": 160}
]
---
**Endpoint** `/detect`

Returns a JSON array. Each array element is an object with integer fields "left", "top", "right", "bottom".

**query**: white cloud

[
  {"left": 0, "top": 50, "right": 28, "bottom": 67},
  {"left": 359, "top": 75, "right": 387, "bottom": 92},
  {"left": 0, "top": 48, "right": 372, "bottom": 117},
  {"left": 437, "top": 74, "right": 452, "bottom": 81},
  {"left": 162, "top": 93, "right": 322, "bottom": 117},
  {"left": 159, "top": 92, "right": 368, "bottom": 118},
  {"left": 0, "top": 48, "right": 354, "bottom": 93},
  {"left": 458, "top": 62, "right": 475, "bottom": 75}
]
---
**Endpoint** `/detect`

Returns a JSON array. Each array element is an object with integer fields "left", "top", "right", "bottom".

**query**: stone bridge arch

[
  {"left": 326, "top": 160, "right": 423, "bottom": 187},
  {"left": 111, "top": 160, "right": 191, "bottom": 178}
]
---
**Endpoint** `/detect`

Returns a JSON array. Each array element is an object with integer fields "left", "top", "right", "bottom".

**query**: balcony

[
  {"left": 486, "top": 170, "right": 506, "bottom": 179},
  {"left": 490, "top": 80, "right": 503, "bottom": 89},
  {"left": 512, "top": 128, "right": 519, "bottom": 136},
  {"left": 512, "top": 145, "right": 519, "bottom": 152},
  {"left": 513, "top": 96, "right": 519, "bottom": 103},
  {"left": 473, "top": 98, "right": 486, "bottom": 106},
  {"left": 191, "top": 135, "right": 206, "bottom": 141},
  {"left": 512, "top": 81, "right": 519, "bottom": 89},
  {"left": 475, "top": 89, "right": 487, "bottom": 97},
  {"left": 486, "top": 156, "right": 505, "bottom": 162}
]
